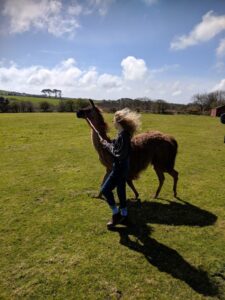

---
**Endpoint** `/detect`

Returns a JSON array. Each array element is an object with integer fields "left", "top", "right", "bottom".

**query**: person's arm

[{"left": 102, "top": 131, "right": 130, "bottom": 159}]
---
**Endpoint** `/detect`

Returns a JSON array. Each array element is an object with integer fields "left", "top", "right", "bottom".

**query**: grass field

[{"left": 0, "top": 113, "right": 225, "bottom": 299}]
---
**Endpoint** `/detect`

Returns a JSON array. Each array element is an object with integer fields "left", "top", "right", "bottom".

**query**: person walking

[{"left": 100, "top": 108, "right": 141, "bottom": 229}]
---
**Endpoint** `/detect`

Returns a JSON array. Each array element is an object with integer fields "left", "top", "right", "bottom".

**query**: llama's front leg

[{"left": 127, "top": 180, "right": 139, "bottom": 200}]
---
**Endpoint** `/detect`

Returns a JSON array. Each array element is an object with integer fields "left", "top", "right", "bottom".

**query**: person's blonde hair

[{"left": 114, "top": 108, "right": 141, "bottom": 136}]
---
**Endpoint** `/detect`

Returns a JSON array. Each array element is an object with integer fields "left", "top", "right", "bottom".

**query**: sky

[{"left": 1, "top": 0, "right": 225, "bottom": 103}]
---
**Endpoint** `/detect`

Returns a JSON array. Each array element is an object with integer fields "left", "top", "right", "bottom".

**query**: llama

[{"left": 76, "top": 100, "right": 179, "bottom": 199}]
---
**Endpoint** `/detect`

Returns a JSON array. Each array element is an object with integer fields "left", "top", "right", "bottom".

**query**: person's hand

[
  {"left": 99, "top": 136, "right": 104, "bottom": 142},
  {"left": 100, "top": 139, "right": 108, "bottom": 147},
  {"left": 98, "top": 135, "right": 104, "bottom": 143}
]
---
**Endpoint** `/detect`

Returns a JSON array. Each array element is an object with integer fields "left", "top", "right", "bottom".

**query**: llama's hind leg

[
  {"left": 168, "top": 169, "right": 178, "bottom": 198},
  {"left": 154, "top": 167, "right": 165, "bottom": 199},
  {"left": 127, "top": 180, "right": 139, "bottom": 200}
]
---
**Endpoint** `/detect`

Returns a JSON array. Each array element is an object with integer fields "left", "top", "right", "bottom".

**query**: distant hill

[
  {"left": 0, "top": 90, "right": 69, "bottom": 106},
  {"left": 0, "top": 89, "right": 47, "bottom": 98}
]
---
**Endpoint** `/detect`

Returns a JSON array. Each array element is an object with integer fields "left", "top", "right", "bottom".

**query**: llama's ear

[{"left": 89, "top": 99, "right": 95, "bottom": 108}]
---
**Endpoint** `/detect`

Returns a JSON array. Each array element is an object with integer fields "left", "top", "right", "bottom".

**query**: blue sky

[{"left": 1, "top": 0, "right": 225, "bottom": 103}]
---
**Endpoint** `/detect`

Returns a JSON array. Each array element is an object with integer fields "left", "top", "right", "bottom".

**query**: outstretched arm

[{"left": 101, "top": 131, "right": 130, "bottom": 160}]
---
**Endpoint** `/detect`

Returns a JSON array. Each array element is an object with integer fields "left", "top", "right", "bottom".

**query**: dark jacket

[{"left": 103, "top": 130, "right": 131, "bottom": 162}]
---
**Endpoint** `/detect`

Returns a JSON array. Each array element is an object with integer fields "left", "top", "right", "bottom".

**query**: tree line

[
  {"left": 0, "top": 97, "right": 89, "bottom": 113},
  {"left": 1, "top": 90, "right": 225, "bottom": 114},
  {"left": 99, "top": 91, "right": 225, "bottom": 114},
  {"left": 98, "top": 98, "right": 186, "bottom": 114},
  {"left": 191, "top": 90, "right": 225, "bottom": 113}
]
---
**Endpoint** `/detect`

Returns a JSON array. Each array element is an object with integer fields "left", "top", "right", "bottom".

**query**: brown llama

[{"left": 76, "top": 100, "right": 179, "bottom": 199}]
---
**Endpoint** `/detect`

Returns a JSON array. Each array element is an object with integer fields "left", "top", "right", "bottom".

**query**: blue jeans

[{"left": 101, "top": 159, "right": 129, "bottom": 209}]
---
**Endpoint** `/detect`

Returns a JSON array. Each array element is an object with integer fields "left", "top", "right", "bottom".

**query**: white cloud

[
  {"left": 172, "top": 90, "right": 182, "bottom": 97},
  {"left": 212, "top": 78, "right": 225, "bottom": 91},
  {"left": 67, "top": 2, "right": 83, "bottom": 16},
  {"left": 27, "top": 68, "right": 52, "bottom": 85},
  {"left": 171, "top": 81, "right": 180, "bottom": 90},
  {"left": 79, "top": 68, "right": 98, "bottom": 86},
  {"left": 60, "top": 58, "right": 77, "bottom": 69},
  {"left": 141, "top": 0, "right": 159, "bottom": 6},
  {"left": 171, "top": 11, "right": 225, "bottom": 50},
  {"left": 216, "top": 38, "right": 225, "bottom": 57},
  {"left": 151, "top": 64, "right": 179, "bottom": 74},
  {"left": 88, "top": 0, "right": 115, "bottom": 16},
  {"left": 0, "top": 58, "right": 83, "bottom": 90},
  {"left": 1, "top": 0, "right": 114, "bottom": 37},
  {"left": 0, "top": 57, "right": 217, "bottom": 103},
  {"left": 98, "top": 73, "right": 122, "bottom": 89},
  {"left": 1, "top": 0, "right": 80, "bottom": 37},
  {"left": 121, "top": 56, "right": 148, "bottom": 81},
  {"left": 214, "top": 61, "right": 225, "bottom": 73},
  {"left": 148, "top": 80, "right": 183, "bottom": 99}
]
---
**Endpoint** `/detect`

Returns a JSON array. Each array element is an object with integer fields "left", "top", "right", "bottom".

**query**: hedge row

[{"left": 0, "top": 97, "right": 89, "bottom": 113}]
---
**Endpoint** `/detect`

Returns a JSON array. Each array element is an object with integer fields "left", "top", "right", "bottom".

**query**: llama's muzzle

[{"left": 76, "top": 110, "right": 84, "bottom": 118}]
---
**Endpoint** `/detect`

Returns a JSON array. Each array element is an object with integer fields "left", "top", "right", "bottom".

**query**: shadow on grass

[
  {"left": 110, "top": 198, "right": 218, "bottom": 296},
  {"left": 127, "top": 197, "right": 217, "bottom": 227},
  {"left": 112, "top": 224, "right": 218, "bottom": 297}
]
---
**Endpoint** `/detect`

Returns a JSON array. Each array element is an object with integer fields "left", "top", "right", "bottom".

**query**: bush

[
  {"left": 64, "top": 100, "right": 75, "bottom": 112},
  {"left": 57, "top": 101, "right": 66, "bottom": 112},
  {"left": 20, "top": 101, "right": 34, "bottom": 112},
  {"left": 1, "top": 100, "right": 35, "bottom": 113},
  {"left": 0, "top": 97, "right": 9, "bottom": 112},
  {"left": 40, "top": 101, "right": 53, "bottom": 112},
  {"left": 9, "top": 101, "right": 20, "bottom": 113},
  {"left": 57, "top": 99, "right": 89, "bottom": 112}
]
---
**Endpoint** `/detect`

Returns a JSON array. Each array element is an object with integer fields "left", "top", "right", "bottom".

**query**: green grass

[{"left": 0, "top": 113, "right": 225, "bottom": 299}]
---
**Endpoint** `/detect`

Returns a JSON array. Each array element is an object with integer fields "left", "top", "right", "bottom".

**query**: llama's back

[{"left": 128, "top": 131, "right": 178, "bottom": 180}]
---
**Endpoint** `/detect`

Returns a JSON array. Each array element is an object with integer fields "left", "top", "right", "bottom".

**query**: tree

[
  {"left": 42, "top": 89, "right": 53, "bottom": 97},
  {"left": 20, "top": 101, "right": 34, "bottom": 112},
  {"left": 153, "top": 100, "right": 168, "bottom": 114},
  {"left": 48, "top": 89, "right": 53, "bottom": 97},
  {"left": 10, "top": 101, "right": 20, "bottom": 113},
  {"left": 0, "top": 97, "right": 9, "bottom": 112},
  {"left": 43, "top": 88, "right": 62, "bottom": 98},
  {"left": 191, "top": 90, "right": 225, "bottom": 114},
  {"left": 58, "top": 90, "right": 62, "bottom": 98},
  {"left": 41, "top": 89, "right": 48, "bottom": 97},
  {"left": 192, "top": 93, "right": 208, "bottom": 113},
  {"left": 40, "top": 101, "right": 52, "bottom": 112},
  {"left": 52, "top": 89, "right": 58, "bottom": 98}
]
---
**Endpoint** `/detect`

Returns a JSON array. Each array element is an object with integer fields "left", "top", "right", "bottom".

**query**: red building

[{"left": 211, "top": 105, "right": 225, "bottom": 117}]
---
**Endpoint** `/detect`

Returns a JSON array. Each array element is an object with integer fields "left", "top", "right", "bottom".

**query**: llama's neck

[
  {"left": 91, "top": 129, "right": 112, "bottom": 168},
  {"left": 92, "top": 129, "right": 109, "bottom": 151}
]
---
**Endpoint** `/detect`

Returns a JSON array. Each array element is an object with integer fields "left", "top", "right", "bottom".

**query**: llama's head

[
  {"left": 76, "top": 100, "right": 108, "bottom": 132},
  {"left": 76, "top": 100, "right": 98, "bottom": 119}
]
